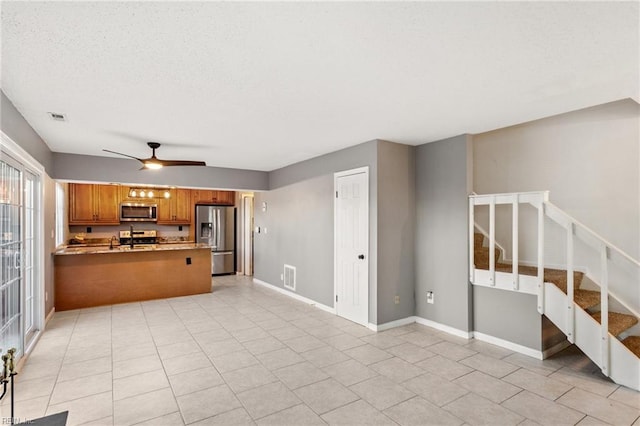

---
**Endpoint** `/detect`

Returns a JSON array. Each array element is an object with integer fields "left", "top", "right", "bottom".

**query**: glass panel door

[{"left": 0, "top": 156, "right": 23, "bottom": 357}]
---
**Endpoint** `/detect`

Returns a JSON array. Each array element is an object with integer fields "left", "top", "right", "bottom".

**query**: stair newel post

[
  {"left": 489, "top": 196, "right": 496, "bottom": 286},
  {"left": 469, "top": 197, "right": 475, "bottom": 283},
  {"left": 512, "top": 195, "right": 519, "bottom": 291},
  {"left": 600, "top": 244, "right": 609, "bottom": 376},
  {"left": 566, "top": 222, "right": 575, "bottom": 344},
  {"left": 537, "top": 200, "right": 545, "bottom": 314}
]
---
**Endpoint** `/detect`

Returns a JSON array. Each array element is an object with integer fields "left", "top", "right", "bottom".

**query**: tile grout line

[{"left": 44, "top": 310, "right": 80, "bottom": 416}]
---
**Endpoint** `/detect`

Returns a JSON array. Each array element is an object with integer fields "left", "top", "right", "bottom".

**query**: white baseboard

[
  {"left": 368, "top": 316, "right": 416, "bottom": 332},
  {"left": 45, "top": 307, "right": 56, "bottom": 326},
  {"left": 414, "top": 316, "right": 473, "bottom": 339},
  {"left": 473, "top": 331, "right": 543, "bottom": 360},
  {"left": 252, "top": 278, "right": 335, "bottom": 314},
  {"left": 251, "top": 278, "right": 550, "bottom": 362}
]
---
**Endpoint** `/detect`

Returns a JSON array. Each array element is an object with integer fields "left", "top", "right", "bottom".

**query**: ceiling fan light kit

[{"left": 102, "top": 142, "right": 206, "bottom": 170}]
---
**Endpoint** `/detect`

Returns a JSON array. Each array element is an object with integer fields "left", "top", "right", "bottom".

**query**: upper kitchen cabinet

[
  {"left": 192, "top": 190, "right": 235, "bottom": 206},
  {"left": 157, "top": 188, "right": 192, "bottom": 224},
  {"left": 69, "top": 184, "right": 120, "bottom": 225}
]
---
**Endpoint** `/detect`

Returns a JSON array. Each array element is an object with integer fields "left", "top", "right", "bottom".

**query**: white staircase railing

[{"left": 469, "top": 191, "right": 640, "bottom": 388}]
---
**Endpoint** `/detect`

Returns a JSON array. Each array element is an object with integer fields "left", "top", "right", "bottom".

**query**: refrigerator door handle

[
  {"left": 217, "top": 210, "right": 221, "bottom": 249},
  {"left": 212, "top": 210, "right": 217, "bottom": 249}
]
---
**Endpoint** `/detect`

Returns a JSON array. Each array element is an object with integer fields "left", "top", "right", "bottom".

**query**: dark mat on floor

[{"left": 17, "top": 411, "right": 68, "bottom": 426}]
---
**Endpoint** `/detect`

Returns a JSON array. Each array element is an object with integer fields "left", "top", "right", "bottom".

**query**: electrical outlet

[
  {"left": 427, "top": 291, "right": 434, "bottom": 304},
  {"left": 280, "top": 273, "right": 284, "bottom": 281},
  {"left": 263, "top": 227, "right": 267, "bottom": 234},
  {"left": 394, "top": 295, "right": 400, "bottom": 304}
]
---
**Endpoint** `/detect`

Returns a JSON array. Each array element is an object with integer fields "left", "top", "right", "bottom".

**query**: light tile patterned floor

[{"left": 2, "top": 275, "right": 639, "bottom": 425}]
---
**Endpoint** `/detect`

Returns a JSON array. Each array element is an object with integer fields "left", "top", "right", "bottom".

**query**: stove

[{"left": 119, "top": 229, "right": 157, "bottom": 245}]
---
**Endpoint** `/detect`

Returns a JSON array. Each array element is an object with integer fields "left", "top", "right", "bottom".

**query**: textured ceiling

[{"left": 2, "top": 2, "right": 638, "bottom": 171}]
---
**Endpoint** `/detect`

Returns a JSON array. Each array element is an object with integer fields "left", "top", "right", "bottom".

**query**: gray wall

[
  {"left": 1, "top": 91, "right": 57, "bottom": 318},
  {"left": 256, "top": 140, "right": 380, "bottom": 323},
  {"left": 473, "top": 287, "right": 541, "bottom": 350},
  {"left": 1, "top": 91, "right": 54, "bottom": 173},
  {"left": 377, "top": 141, "right": 415, "bottom": 324},
  {"left": 52, "top": 153, "right": 269, "bottom": 191},
  {"left": 269, "top": 140, "right": 378, "bottom": 191},
  {"left": 43, "top": 175, "right": 56, "bottom": 316},
  {"left": 474, "top": 99, "right": 640, "bottom": 260},
  {"left": 415, "top": 135, "right": 472, "bottom": 332},
  {"left": 254, "top": 174, "right": 334, "bottom": 307}
]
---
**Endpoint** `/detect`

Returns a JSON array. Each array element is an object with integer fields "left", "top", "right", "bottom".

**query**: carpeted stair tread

[
  {"left": 473, "top": 247, "right": 502, "bottom": 270},
  {"left": 621, "top": 336, "right": 640, "bottom": 358},
  {"left": 474, "top": 260, "right": 584, "bottom": 293},
  {"left": 591, "top": 311, "right": 639, "bottom": 337},
  {"left": 574, "top": 289, "right": 601, "bottom": 310},
  {"left": 474, "top": 233, "right": 484, "bottom": 247}
]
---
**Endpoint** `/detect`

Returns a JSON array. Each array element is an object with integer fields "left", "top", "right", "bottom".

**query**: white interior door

[{"left": 335, "top": 167, "right": 369, "bottom": 326}]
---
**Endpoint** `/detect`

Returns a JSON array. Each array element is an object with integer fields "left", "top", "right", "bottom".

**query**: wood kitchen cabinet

[
  {"left": 192, "top": 190, "right": 235, "bottom": 205},
  {"left": 69, "top": 183, "right": 120, "bottom": 225},
  {"left": 157, "top": 188, "right": 192, "bottom": 224}
]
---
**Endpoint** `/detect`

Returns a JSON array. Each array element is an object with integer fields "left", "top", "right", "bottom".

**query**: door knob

[{"left": 358, "top": 254, "right": 365, "bottom": 260}]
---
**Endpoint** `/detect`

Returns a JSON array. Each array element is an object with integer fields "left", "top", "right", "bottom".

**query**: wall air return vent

[
  {"left": 48, "top": 112, "right": 66, "bottom": 121},
  {"left": 284, "top": 264, "right": 296, "bottom": 291}
]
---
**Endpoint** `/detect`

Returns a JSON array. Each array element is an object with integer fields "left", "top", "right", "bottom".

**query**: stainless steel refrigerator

[{"left": 195, "top": 205, "right": 235, "bottom": 275}]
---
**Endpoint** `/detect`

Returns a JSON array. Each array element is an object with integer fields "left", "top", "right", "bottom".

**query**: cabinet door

[
  {"left": 173, "top": 189, "right": 192, "bottom": 223},
  {"left": 156, "top": 196, "right": 173, "bottom": 224},
  {"left": 193, "top": 190, "right": 214, "bottom": 204},
  {"left": 94, "top": 185, "right": 120, "bottom": 224},
  {"left": 157, "top": 189, "right": 191, "bottom": 224},
  {"left": 69, "top": 184, "right": 96, "bottom": 224},
  {"left": 217, "top": 191, "right": 235, "bottom": 206}
]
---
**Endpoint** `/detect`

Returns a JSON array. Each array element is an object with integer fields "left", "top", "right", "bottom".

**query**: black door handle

[{"left": 358, "top": 254, "right": 365, "bottom": 260}]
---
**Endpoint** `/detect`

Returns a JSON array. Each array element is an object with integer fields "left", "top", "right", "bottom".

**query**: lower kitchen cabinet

[{"left": 54, "top": 247, "right": 211, "bottom": 310}]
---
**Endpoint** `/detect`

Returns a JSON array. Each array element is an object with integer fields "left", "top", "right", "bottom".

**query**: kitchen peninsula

[
  {"left": 54, "top": 243, "right": 212, "bottom": 310},
  {"left": 54, "top": 182, "right": 237, "bottom": 311}
]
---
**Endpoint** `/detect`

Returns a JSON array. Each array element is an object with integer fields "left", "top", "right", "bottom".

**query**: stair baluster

[
  {"left": 600, "top": 245, "right": 609, "bottom": 375},
  {"left": 489, "top": 196, "right": 496, "bottom": 286},
  {"left": 512, "top": 196, "right": 519, "bottom": 290},
  {"left": 566, "top": 223, "right": 575, "bottom": 344},
  {"left": 537, "top": 201, "right": 545, "bottom": 314}
]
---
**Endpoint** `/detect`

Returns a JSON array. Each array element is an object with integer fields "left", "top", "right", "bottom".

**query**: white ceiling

[{"left": 2, "top": 2, "right": 638, "bottom": 171}]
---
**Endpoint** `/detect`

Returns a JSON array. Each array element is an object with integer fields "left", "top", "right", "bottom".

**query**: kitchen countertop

[{"left": 54, "top": 242, "right": 210, "bottom": 255}]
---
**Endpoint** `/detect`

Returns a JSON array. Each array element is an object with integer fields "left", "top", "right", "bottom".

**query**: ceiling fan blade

[
  {"left": 158, "top": 159, "right": 207, "bottom": 167},
  {"left": 104, "top": 144, "right": 206, "bottom": 169},
  {"left": 102, "top": 149, "right": 143, "bottom": 162}
]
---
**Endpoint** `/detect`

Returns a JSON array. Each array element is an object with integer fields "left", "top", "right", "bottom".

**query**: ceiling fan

[{"left": 103, "top": 142, "right": 206, "bottom": 169}]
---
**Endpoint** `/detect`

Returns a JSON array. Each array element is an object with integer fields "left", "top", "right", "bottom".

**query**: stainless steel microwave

[{"left": 120, "top": 203, "right": 158, "bottom": 222}]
